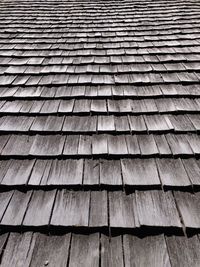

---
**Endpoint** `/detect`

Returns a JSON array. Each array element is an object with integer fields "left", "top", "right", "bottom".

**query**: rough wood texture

[
  {"left": 174, "top": 191, "right": 200, "bottom": 229},
  {"left": 23, "top": 190, "right": 56, "bottom": 226},
  {"left": 157, "top": 159, "right": 191, "bottom": 187},
  {"left": 182, "top": 159, "right": 200, "bottom": 186},
  {"left": 1, "top": 190, "right": 32, "bottom": 226},
  {"left": 0, "top": 0, "right": 199, "bottom": 264},
  {"left": 100, "top": 160, "right": 122, "bottom": 185},
  {"left": 166, "top": 235, "right": 200, "bottom": 267},
  {"left": 124, "top": 234, "right": 171, "bottom": 267},
  {"left": 51, "top": 190, "right": 90, "bottom": 227},
  {"left": 101, "top": 235, "right": 124, "bottom": 267},
  {"left": 89, "top": 191, "right": 108, "bottom": 227},
  {"left": 1, "top": 159, "right": 35, "bottom": 185},
  {"left": 0, "top": 232, "right": 34, "bottom": 267},
  {"left": 29, "top": 135, "right": 65, "bottom": 156},
  {"left": 69, "top": 234, "right": 99, "bottom": 267},
  {"left": 0, "top": 191, "right": 13, "bottom": 220},
  {"left": 121, "top": 159, "right": 160, "bottom": 186},
  {"left": 30, "top": 233, "right": 71, "bottom": 267},
  {"left": 83, "top": 159, "right": 99, "bottom": 185},
  {"left": 136, "top": 190, "right": 181, "bottom": 228},
  {"left": 109, "top": 191, "right": 137, "bottom": 228},
  {"left": 47, "top": 159, "right": 83, "bottom": 185}
]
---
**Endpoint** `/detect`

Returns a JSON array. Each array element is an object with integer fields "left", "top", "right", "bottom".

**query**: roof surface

[{"left": 0, "top": 0, "right": 200, "bottom": 266}]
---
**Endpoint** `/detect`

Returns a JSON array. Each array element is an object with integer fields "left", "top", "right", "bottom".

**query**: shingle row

[
  {"left": 1, "top": 72, "right": 200, "bottom": 86},
  {"left": 0, "top": 98, "right": 199, "bottom": 114},
  {"left": 1, "top": 17, "right": 198, "bottom": 27},
  {"left": 0, "top": 189, "right": 199, "bottom": 232},
  {"left": 1, "top": 33, "right": 200, "bottom": 43},
  {"left": 1, "top": 25, "right": 200, "bottom": 35},
  {"left": 2, "top": 63, "right": 200, "bottom": 76},
  {"left": 1, "top": 8, "right": 199, "bottom": 17},
  {"left": 1, "top": 232, "right": 199, "bottom": 267},
  {"left": 3, "top": 23, "right": 199, "bottom": 33},
  {"left": 0, "top": 158, "right": 199, "bottom": 188},
  {"left": 0, "top": 84, "right": 199, "bottom": 99},
  {"left": 1, "top": 0, "right": 200, "bottom": 264},
  {"left": 0, "top": 114, "right": 199, "bottom": 133},
  {"left": 1, "top": 41, "right": 200, "bottom": 53},
  {"left": 0, "top": 133, "right": 199, "bottom": 157},
  {"left": 1, "top": 7, "right": 199, "bottom": 18},
  {"left": 1, "top": 44, "right": 200, "bottom": 55}
]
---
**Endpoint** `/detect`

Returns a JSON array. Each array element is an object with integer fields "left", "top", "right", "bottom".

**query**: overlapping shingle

[
  {"left": 0, "top": 0, "right": 200, "bottom": 265},
  {"left": 1, "top": 232, "right": 200, "bottom": 267}
]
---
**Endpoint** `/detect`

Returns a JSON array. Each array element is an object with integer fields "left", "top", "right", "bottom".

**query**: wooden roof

[{"left": 0, "top": 0, "right": 200, "bottom": 265}]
